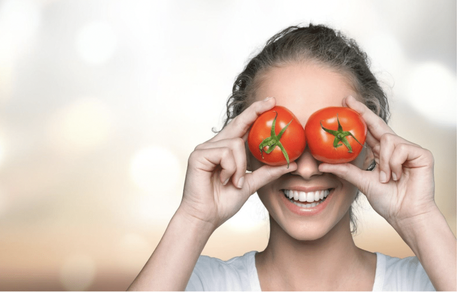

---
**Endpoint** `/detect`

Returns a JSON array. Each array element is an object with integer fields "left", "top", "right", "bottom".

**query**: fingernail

[
  {"left": 380, "top": 171, "right": 387, "bottom": 183},
  {"left": 223, "top": 178, "right": 230, "bottom": 186},
  {"left": 263, "top": 97, "right": 273, "bottom": 102},
  {"left": 392, "top": 172, "right": 397, "bottom": 181},
  {"left": 237, "top": 177, "right": 244, "bottom": 189}
]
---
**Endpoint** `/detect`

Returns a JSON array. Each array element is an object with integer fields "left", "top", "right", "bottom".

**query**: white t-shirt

[{"left": 186, "top": 251, "right": 435, "bottom": 291}]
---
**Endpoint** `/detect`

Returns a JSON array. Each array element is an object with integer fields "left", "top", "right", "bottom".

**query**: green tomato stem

[
  {"left": 320, "top": 114, "right": 364, "bottom": 153},
  {"left": 259, "top": 112, "right": 293, "bottom": 168}
]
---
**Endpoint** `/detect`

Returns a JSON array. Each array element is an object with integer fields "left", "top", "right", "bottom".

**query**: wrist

[
  {"left": 388, "top": 201, "right": 438, "bottom": 237},
  {"left": 129, "top": 206, "right": 216, "bottom": 290},
  {"left": 390, "top": 204, "right": 456, "bottom": 291},
  {"left": 390, "top": 204, "right": 450, "bottom": 255},
  {"left": 175, "top": 203, "right": 218, "bottom": 236}
]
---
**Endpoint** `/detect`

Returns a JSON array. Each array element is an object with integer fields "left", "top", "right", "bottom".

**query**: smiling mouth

[{"left": 283, "top": 189, "right": 331, "bottom": 208}]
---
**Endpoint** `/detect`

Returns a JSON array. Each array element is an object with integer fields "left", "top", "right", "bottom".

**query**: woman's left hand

[
  {"left": 319, "top": 96, "right": 437, "bottom": 227},
  {"left": 320, "top": 96, "right": 457, "bottom": 291}
]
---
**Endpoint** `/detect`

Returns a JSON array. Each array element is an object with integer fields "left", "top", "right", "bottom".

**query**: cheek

[
  {"left": 341, "top": 180, "right": 359, "bottom": 202},
  {"left": 337, "top": 161, "right": 361, "bottom": 205},
  {"left": 254, "top": 184, "right": 270, "bottom": 216}
]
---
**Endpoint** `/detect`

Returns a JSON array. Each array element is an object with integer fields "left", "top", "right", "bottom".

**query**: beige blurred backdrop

[{"left": 0, "top": 0, "right": 456, "bottom": 290}]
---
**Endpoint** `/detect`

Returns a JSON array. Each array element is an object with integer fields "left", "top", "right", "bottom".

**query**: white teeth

[
  {"left": 283, "top": 189, "right": 331, "bottom": 208},
  {"left": 299, "top": 191, "right": 307, "bottom": 202},
  {"left": 314, "top": 191, "right": 320, "bottom": 201}
]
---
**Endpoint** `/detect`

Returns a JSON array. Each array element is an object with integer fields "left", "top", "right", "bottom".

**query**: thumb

[
  {"left": 319, "top": 162, "right": 376, "bottom": 194},
  {"left": 243, "top": 162, "right": 298, "bottom": 195}
]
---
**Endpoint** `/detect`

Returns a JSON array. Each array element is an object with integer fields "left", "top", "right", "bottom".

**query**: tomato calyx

[
  {"left": 259, "top": 111, "right": 293, "bottom": 168},
  {"left": 320, "top": 114, "right": 365, "bottom": 153}
]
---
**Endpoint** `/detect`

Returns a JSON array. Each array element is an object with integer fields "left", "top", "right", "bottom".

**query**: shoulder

[
  {"left": 373, "top": 252, "right": 435, "bottom": 291},
  {"left": 186, "top": 251, "right": 260, "bottom": 291}
]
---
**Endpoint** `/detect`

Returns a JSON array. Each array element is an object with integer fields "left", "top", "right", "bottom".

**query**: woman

[{"left": 128, "top": 24, "right": 456, "bottom": 291}]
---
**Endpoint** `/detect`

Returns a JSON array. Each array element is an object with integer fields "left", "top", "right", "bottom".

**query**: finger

[
  {"left": 318, "top": 162, "right": 377, "bottom": 195},
  {"left": 211, "top": 96, "right": 276, "bottom": 142},
  {"left": 389, "top": 143, "right": 434, "bottom": 181},
  {"left": 190, "top": 148, "right": 237, "bottom": 186},
  {"left": 196, "top": 138, "right": 247, "bottom": 188},
  {"left": 388, "top": 145, "right": 404, "bottom": 182},
  {"left": 218, "top": 149, "right": 238, "bottom": 186},
  {"left": 344, "top": 96, "right": 395, "bottom": 140},
  {"left": 243, "top": 162, "right": 298, "bottom": 195},
  {"left": 376, "top": 133, "right": 396, "bottom": 183},
  {"left": 365, "top": 128, "right": 380, "bottom": 150},
  {"left": 378, "top": 133, "right": 418, "bottom": 183}
]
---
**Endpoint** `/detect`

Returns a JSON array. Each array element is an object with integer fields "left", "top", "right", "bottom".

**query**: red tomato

[
  {"left": 305, "top": 107, "right": 367, "bottom": 164},
  {"left": 248, "top": 106, "right": 306, "bottom": 167}
]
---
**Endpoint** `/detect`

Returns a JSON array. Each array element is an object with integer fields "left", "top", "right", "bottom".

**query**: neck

[{"left": 257, "top": 213, "right": 370, "bottom": 290}]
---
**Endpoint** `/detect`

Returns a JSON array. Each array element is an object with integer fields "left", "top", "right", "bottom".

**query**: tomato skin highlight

[
  {"left": 305, "top": 107, "right": 367, "bottom": 164},
  {"left": 248, "top": 106, "right": 306, "bottom": 166}
]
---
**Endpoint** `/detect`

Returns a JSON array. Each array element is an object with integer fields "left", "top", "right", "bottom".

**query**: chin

[
  {"left": 269, "top": 210, "right": 352, "bottom": 243},
  {"left": 280, "top": 219, "right": 336, "bottom": 242}
]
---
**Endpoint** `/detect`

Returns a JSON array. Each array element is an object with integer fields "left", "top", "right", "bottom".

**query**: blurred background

[{"left": 0, "top": 0, "right": 456, "bottom": 290}]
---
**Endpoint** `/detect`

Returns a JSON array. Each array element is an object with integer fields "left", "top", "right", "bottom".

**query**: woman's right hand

[
  {"left": 128, "top": 99, "right": 297, "bottom": 291},
  {"left": 179, "top": 97, "right": 297, "bottom": 230}
]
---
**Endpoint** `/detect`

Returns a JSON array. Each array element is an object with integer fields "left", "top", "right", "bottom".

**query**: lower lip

[{"left": 281, "top": 189, "right": 333, "bottom": 216}]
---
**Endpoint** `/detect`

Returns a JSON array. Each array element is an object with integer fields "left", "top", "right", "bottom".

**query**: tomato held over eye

[
  {"left": 305, "top": 107, "right": 367, "bottom": 164},
  {"left": 248, "top": 106, "right": 306, "bottom": 168}
]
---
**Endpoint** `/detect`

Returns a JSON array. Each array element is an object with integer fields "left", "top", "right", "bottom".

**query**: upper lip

[{"left": 278, "top": 175, "right": 338, "bottom": 194}]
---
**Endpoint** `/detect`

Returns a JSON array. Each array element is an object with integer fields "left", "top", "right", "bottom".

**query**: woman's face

[{"left": 250, "top": 61, "right": 370, "bottom": 241}]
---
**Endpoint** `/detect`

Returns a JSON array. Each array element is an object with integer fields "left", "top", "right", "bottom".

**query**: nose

[{"left": 292, "top": 146, "right": 323, "bottom": 179}]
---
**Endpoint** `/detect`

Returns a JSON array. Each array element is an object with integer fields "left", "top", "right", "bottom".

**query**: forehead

[{"left": 254, "top": 62, "right": 359, "bottom": 125}]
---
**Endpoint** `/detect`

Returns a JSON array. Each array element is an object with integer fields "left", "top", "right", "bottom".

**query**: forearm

[
  {"left": 128, "top": 207, "right": 215, "bottom": 291},
  {"left": 392, "top": 206, "right": 456, "bottom": 291}
]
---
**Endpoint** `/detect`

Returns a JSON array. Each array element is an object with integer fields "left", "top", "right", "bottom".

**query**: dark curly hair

[{"left": 223, "top": 24, "right": 389, "bottom": 129}]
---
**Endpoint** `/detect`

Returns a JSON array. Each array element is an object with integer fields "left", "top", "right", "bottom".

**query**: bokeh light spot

[
  {"left": 406, "top": 62, "right": 456, "bottom": 126},
  {"left": 363, "top": 33, "right": 404, "bottom": 69},
  {"left": 47, "top": 97, "right": 113, "bottom": 153},
  {"left": 0, "top": 0, "right": 41, "bottom": 51},
  {"left": 76, "top": 21, "right": 117, "bottom": 65},
  {"left": 130, "top": 146, "right": 181, "bottom": 194}
]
